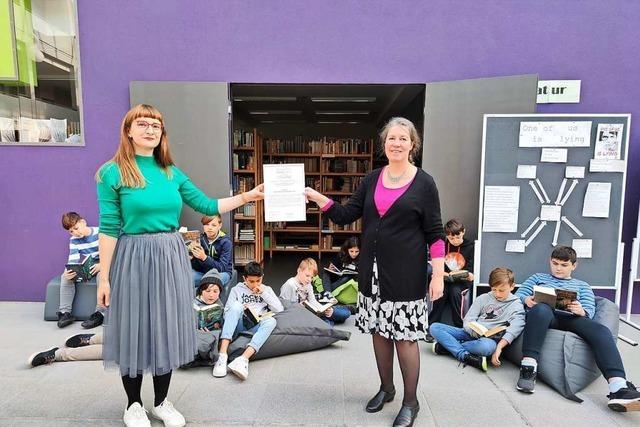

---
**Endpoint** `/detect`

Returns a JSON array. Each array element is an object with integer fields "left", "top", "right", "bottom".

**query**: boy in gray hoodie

[{"left": 430, "top": 267, "right": 525, "bottom": 372}]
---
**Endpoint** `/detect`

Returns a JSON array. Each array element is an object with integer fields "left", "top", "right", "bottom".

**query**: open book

[
  {"left": 65, "top": 255, "right": 95, "bottom": 283},
  {"left": 445, "top": 269, "right": 469, "bottom": 282},
  {"left": 243, "top": 306, "right": 275, "bottom": 325},
  {"left": 467, "top": 321, "right": 508, "bottom": 338},
  {"left": 533, "top": 285, "right": 578, "bottom": 315},
  {"left": 303, "top": 297, "right": 338, "bottom": 316},
  {"left": 193, "top": 302, "right": 223, "bottom": 331},
  {"left": 324, "top": 265, "right": 357, "bottom": 277}
]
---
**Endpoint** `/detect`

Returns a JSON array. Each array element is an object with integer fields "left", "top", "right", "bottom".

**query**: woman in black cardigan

[{"left": 306, "top": 117, "right": 445, "bottom": 427}]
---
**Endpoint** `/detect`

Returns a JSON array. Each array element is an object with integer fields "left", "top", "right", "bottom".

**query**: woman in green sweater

[{"left": 96, "top": 104, "right": 263, "bottom": 427}]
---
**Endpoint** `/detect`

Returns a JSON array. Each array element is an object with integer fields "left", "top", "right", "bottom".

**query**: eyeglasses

[{"left": 133, "top": 120, "right": 163, "bottom": 133}]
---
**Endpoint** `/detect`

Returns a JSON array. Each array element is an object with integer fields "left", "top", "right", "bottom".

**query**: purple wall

[{"left": 1, "top": 1, "right": 639, "bottom": 310}]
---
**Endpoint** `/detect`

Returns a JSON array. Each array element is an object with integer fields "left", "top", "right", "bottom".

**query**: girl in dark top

[
  {"left": 324, "top": 236, "right": 360, "bottom": 293},
  {"left": 306, "top": 117, "right": 445, "bottom": 427}
]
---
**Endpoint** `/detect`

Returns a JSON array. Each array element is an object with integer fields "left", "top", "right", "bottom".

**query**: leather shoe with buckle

[
  {"left": 365, "top": 387, "right": 395, "bottom": 413},
  {"left": 393, "top": 403, "right": 420, "bottom": 427}
]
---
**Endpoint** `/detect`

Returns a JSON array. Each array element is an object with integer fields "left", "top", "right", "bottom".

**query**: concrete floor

[{"left": 1, "top": 301, "right": 640, "bottom": 426}]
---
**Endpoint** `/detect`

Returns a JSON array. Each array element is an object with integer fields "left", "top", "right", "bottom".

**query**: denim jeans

[
  {"left": 323, "top": 305, "right": 351, "bottom": 326},
  {"left": 59, "top": 273, "right": 104, "bottom": 314},
  {"left": 430, "top": 322, "right": 497, "bottom": 361},
  {"left": 192, "top": 269, "right": 231, "bottom": 288},
  {"left": 220, "top": 301, "right": 276, "bottom": 353}
]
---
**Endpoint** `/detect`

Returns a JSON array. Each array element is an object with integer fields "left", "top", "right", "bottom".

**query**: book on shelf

[
  {"left": 533, "top": 285, "right": 578, "bottom": 315},
  {"left": 233, "top": 129, "right": 254, "bottom": 148},
  {"left": 244, "top": 306, "right": 275, "bottom": 325},
  {"left": 467, "top": 321, "right": 508, "bottom": 338},
  {"left": 65, "top": 254, "right": 95, "bottom": 283},
  {"left": 193, "top": 302, "right": 224, "bottom": 331},
  {"left": 303, "top": 297, "right": 338, "bottom": 316},
  {"left": 324, "top": 265, "right": 358, "bottom": 277}
]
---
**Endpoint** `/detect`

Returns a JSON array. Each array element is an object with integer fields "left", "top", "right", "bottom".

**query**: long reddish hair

[{"left": 96, "top": 104, "right": 174, "bottom": 187}]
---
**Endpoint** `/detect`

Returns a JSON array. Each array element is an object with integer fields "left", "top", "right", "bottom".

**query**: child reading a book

[
  {"left": 194, "top": 270, "right": 224, "bottom": 332},
  {"left": 58, "top": 212, "right": 104, "bottom": 329},
  {"left": 190, "top": 214, "right": 233, "bottom": 287},
  {"left": 428, "top": 218, "right": 475, "bottom": 333},
  {"left": 323, "top": 236, "right": 360, "bottom": 293},
  {"left": 514, "top": 246, "right": 640, "bottom": 412},
  {"left": 280, "top": 258, "right": 351, "bottom": 326},
  {"left": 212, "top": 261, "right": 283, "bottom": 380},
  {"left": 430, "top": 267, "right": 525, "bottom": 372}
]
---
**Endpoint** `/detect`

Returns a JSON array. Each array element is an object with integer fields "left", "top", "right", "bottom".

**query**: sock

[
  {"left": 521, "top": 357, "right": 537, "bottom": 371},
  {"left": 218, "top": 353, "right": 228, "bottom": 361},
  {"left": 609, "top": 378, "right": 627, "bottom": 394}
]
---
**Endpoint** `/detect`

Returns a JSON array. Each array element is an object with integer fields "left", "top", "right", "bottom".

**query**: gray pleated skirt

[{"left": 103, "top": 231, "right": 197, "bottom": 377}]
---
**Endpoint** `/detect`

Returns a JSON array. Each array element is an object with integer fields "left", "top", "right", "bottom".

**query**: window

[{"left": 0, "top": 0, "right": 83, "bottom": 146}]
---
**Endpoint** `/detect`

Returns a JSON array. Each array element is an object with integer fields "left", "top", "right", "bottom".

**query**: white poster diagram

[
  {"left": 540, "top": 205, "right": 561, "bottom": 222},
  {"left": 594, "top": 123, "right": 623, "bottom": 159},
  {"left": 482, "top": 186, "right": 520, "bottom": 233},
  {"left": 582, "top": 182, "right": 611, "bottom": 218},
  {"left": 263, "top": 163, "right": 306, "bottom": 222},
  {"left": 519, "top": 121, "right": 591, "bottom": 147}
]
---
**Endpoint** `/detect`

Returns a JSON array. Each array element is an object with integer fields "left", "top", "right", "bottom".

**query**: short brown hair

[
  {"left": 302, "top": 257, "right": 318, "bottom": 276},
  {"left": 201, "top": 214, "right": 222, "bottom": 225},
  {"left": 61, "top": 212, "right": 83, "bottom": 230},
  {"left": 445, "top": 218, "right": 465, "bottom": 235},
  {"left": 488, "top": 267, "right": 514, "bottom": 288}
]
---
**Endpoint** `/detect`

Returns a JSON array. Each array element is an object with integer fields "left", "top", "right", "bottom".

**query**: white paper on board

[
  {"left": 572, "top": 239, "right": 593, "bottom": 258},
  {"left": 540, "top": 148, "right": 568, "bottom": 163},
  {"left": 263, "top": 163, "right": 307, "bottom": 222},
  {"left": 505, "top": 240, "right": 526, "bottom": 253},
  {"left": 517, "top": 165, "right": 537, "bottom": 179},
  {"left": 482, "top": 186, "right": 520, "bottom": 233},
  {"left": 582, "top": 182, "right": 611, "bottom": 218},
  {"left": 519, "top": 121, "right": 591, "bottom": 147},
  {"left": 540, "top": 204, "right": 562, "bottom": 222},
  {"left": 565, "top": 166, "right": 585, "bottom": 178},
  {"left": 589, "top": 159, "right": 625, "bottom": 173},
  {"left": 594, "top": 123, "right": 623, "bottom": 160}
]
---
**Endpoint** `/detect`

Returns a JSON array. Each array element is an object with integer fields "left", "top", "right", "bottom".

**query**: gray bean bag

[
  {"left": 228, "top": 302, "right": 351, "bottom": 361},
  {"left": 503, "top": 296, "right": 619, "bottom": 402}
]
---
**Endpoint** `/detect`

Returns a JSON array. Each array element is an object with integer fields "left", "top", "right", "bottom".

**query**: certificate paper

[
  {"left": 263, "top": 164, "right": 306, "bottom": 222},
  {"left": 582, "top": 182, "right": 611, "bottom": 218},
  {"left": 482, "top": 186, "right": 520, "bottom": 233}
]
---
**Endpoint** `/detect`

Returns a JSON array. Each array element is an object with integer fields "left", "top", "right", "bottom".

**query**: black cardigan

[{"left": 325, "top": 168, "right": 444, "bottom": 302}]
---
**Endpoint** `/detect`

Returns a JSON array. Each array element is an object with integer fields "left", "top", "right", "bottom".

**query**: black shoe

[
  {"left": 28, "top": 347, "right": 58, "bottom": 367},
  {"left": 393, "top": 403, "right": 420, "bottom": 427},
  {"left": 431, "top": 341, "right": 448, "bottom": 356},
  {"left": 516, "top": 365, "right": 537, "bottom": 393},
  {"left": 346, "top": 304, "right": 357, "bottom": 315},
  {"left": 81, "top": 311, "right": 104, "bottom": 329},
  {"left": 56, "top": 311, "right": 74, "bottom": 328},
  {"left": 365, "top": 387, "right": 395, "bottom": 413},
  {"left": 425, "top": 333, "right": 435, "bottom": 343},
  {"left": 65, "top": 333, "right": 94, "bottom": 348},
  {"left": 607, "top": 381, "right": 640, "bottom": 412},
  {"left": 462, "top": 353, "right": 487, "bottom": 372}
]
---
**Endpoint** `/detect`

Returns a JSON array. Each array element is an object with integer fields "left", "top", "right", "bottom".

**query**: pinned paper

[
  {"left": 482, "top": 186, "right": 520, "bottom": 233},
  {"left": 540, "top": 205, "right": 561, "bottom": 222},
  {"left": 589, "top": 159, "right": 625, "bottom": 173},
  {"left": 572, "top": 239, "right": 593, "bottom": 258},
  {"left": 541, "top": 148, "right": 568, "bottom": 163},
  {"left": 506, "top": 240, "right": 526, "bottom": 253},
  {"left": 582, "top": 182, "right": 611, "bottom": 218},
  {"left": 565, "top": 166, "right": 585, "bottom": 179},
  {"left": 517, "top": 165, "right": 537, "bottom": 179},
  {"left": 594, "top": 123, "right": 623, "bottom": 160}
]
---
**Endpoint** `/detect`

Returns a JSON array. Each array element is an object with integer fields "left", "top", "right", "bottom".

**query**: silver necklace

[{"left": 387, "top": 166, "right": 409, "bottom": 184}]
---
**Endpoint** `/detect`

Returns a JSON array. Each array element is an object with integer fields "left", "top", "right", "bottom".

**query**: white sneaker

[
  {"left": 228, "top": 356, "right": 249, "bottom": 380},
  {"left": 150, "top": 399, "right": 186, "bottom": 427},
  {"left": 212, "top": 353, "right": 228, "bottom": 377},
  {"left": 123, "top": 402, "right": 150, "bottom": 427}
]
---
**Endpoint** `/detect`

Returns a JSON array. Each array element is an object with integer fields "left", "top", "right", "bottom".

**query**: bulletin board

[{"left": 476, "top": 114, "right": 630, "bottom": 292}]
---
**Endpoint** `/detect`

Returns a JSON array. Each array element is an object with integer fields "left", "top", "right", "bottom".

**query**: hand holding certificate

[{"left": 263, "top": 163, "right": 307, "bottom": 222}]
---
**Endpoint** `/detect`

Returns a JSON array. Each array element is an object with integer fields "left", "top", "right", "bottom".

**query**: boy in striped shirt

[
  {"left": 515, "top": 246, "right": 640, "bottom": 412},
  {"left": 59, "top": 212, "right": 103, "bottom": 329}
]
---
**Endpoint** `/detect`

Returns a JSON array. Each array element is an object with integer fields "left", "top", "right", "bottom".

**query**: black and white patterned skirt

[{"left": 355, "top": 259, "right": 428, "bottom": 341}]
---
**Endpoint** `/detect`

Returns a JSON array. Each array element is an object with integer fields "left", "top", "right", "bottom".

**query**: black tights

[
  {"left": 372, "top": 334, "right": 420, "bottom": 407},
  {"left": 121, "top": 371, "right": 172, "bottom": 408}
]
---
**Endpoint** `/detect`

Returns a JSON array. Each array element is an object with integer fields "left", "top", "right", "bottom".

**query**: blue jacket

[{"left": 190, "top": 230, "right": 232, "bottom": 274}]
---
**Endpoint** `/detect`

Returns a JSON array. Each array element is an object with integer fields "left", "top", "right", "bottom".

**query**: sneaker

[
  {"left": 462, "top": 353, "right": 487, "bottom": 372},
  {"left": 516, "top": 365, "right": 537, "bottom": 393},
  {"left": 28, "top": 347, "right": 58, "bottom": 368},
  {"left": 123, "top": 402, "right": 150, "bottom": 427},
  {"left": 81, "top": 311, "right": 104, "bottom": 329},
  {"left": 150, "top": 399, "right": 186, "bottom": 427},
  {"left": 56, "top": 311, "right": 74, "bottom": 328},
  {"left": 432, "top": 341, "right": 448, "bottom": 356},
  {"left": 65, "top": 333, "right": 94, "bottom": 348},
  {"left": 212, "top": 353, "right": 228, "bottom": 377},
  {"left": 425, "top": 333, "right": 435, "bottom": 343},
  {"left": 607, "top": 382, "right": 640, "bottom": 412},
  {"left": 228, "top": 356, "right": 249, "bottom": 380}
]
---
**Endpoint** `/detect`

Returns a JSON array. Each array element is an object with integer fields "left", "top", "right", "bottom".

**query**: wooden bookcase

[
  {"left": 231, "top": 129, "right": 264, "bottom": 266},
  {"left": 262, "top": 136, "right": 373, "bottom": 259}
]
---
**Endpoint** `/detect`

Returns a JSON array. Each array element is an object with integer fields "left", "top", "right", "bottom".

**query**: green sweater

[{"left": 96, "top": 155, "right": 219, "bottom": 238}]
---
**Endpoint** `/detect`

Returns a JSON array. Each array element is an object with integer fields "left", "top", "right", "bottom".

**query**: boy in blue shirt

[
  {"left": 190, "top": 214, "right": 232, "bottom": 287},
  {"left": 515, "top": 246, "right": 640, "bottom": 412}
]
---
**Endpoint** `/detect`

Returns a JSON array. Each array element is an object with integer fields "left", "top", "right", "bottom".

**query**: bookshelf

[
  {"left": 262, "top": 136, "right": 373, "bottom": 259},
  {"left": 232, "top": 129, "right": 264, "bottom": 266}
]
